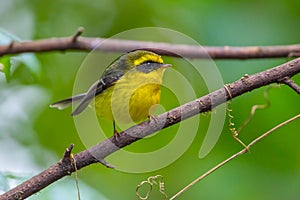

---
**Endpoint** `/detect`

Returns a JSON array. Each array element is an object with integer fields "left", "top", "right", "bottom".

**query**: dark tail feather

[
  {"left": 71, "top": 98, "right": 91, "bottom": 116},
  {"left": 71, "top": 79, "right": 104, "bottom": 116},
  {"left": 50, "top": 93, "right": 86, "bottom": 110}
]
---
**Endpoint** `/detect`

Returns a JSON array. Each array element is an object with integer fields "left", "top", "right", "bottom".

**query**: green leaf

[
  {"left": 0, "top": 29, "right": 41, "bottom": 81},
  {"left": 0, "top": 56, "right": 11, "bottom": 82},
  {"left": 11, "top": 53, "right": 42, "bottom": 80}
]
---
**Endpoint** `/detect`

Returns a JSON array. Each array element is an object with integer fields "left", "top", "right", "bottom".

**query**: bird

[{"left": 50, "top": 49, "right": 171, "bottom": 137}]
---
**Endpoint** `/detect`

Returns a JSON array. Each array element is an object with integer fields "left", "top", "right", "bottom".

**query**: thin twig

[
  {"left": 237, "top": 86, "right": 272, "bottom": 133},
  {"left": 287, "top": 52, "right": 300, "bottom": 60},
  {"left": 72, "top": 27, "right": 84, "bottom": 43},
  {"left": 169, "top": 114, "right": 300, "bottom": 200},
  {"left": 62, "top": 144, "right": 74, "bottom": 161},
  {"left": 1, "top": 28, "right": 300, "bottom": 59},
  {"left": 70, "top": 154, "right": 81, "bottom": 200},
  {"left": 247, "top": 114, "right": 300, "bottom": 146},
  {"left": 280, "top": 77, "right": 300, "bottom": 94},
  {"left": 226, "top": 101, "right": 249, "bottom": 149}
]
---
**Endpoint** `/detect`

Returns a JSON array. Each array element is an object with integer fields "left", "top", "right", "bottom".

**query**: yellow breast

[{"left": 94, "top": 68, "right": 166, "bottom": 123}]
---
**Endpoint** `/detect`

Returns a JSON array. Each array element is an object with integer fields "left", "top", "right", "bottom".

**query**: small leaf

[
  {"left": 11, "top": 53, "right": 42, "bottom": 80},
  {"left": 0, "top": 63, "right": 4, "bottom": 71},
  {"left": 0, "top": 29, "right": 41, "bottom": 81},
  {"left": 0, "top": 56, "right": 11, "bottom": 82}
]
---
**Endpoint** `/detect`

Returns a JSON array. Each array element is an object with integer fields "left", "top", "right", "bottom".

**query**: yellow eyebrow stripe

[{"left": 133, "top": 54, "right": 163, "bottom": 66}]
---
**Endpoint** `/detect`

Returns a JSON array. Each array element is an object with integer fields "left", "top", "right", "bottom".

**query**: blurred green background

[{"left": 1, "top": 0, "right": 300, "bottom": 199}]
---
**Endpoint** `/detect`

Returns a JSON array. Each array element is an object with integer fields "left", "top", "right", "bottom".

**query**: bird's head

[{"left": 122, "top": 50, "right": 171, "bottom": 73}]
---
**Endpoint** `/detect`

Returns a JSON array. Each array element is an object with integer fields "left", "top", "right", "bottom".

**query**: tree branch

[
  {"left": 279, "top": 77, "right": 300, "bottom": 94},
  {"left": 1, "top": 33, "right": 300, "bottom": 59},
  {"left": 1, "top": 55, "right": 299, "bottom": 199}
]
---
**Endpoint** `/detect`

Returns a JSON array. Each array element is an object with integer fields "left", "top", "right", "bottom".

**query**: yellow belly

[{"left": 94, "top": 68, "right": 165, "bottom": 123}]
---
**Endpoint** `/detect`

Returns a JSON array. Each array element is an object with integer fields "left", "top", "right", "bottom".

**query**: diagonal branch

[
  {"left": 1, "top": 55, "right": 299, "bottom": 199},
  {"left": 1, "top": 32, "right": 300, "bottom": 59}
]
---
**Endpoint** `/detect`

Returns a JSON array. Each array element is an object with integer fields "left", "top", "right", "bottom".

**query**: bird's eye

[{"left": 142, "top": 60, "right": 156, "bottom": 65}]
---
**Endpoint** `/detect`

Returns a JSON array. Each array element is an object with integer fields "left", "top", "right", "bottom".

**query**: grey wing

[
  {"left": 71, "top": 79, "right": 105, "bottom": 116},
  {"left": 71, "top": 55, "right": 129, "bottom": 116},
  {"left": 71, "top": 67, "right": 126, "bottom": 116}
]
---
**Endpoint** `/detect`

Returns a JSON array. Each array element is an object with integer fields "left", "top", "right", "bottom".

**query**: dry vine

[{"left": 169, "top": 114, "right": 300, "bottom": 200}]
